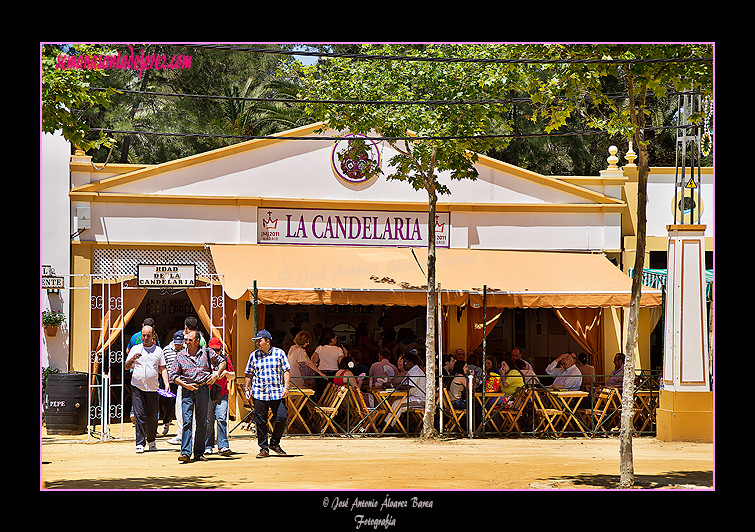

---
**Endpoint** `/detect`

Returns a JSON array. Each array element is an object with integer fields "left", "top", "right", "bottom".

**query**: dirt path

[{"left": 41, "top": 429, "right": 713, "bottom": 491}]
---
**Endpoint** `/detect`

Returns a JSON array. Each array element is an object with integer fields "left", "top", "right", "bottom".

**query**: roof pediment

[{"left": 70, "top": 123, "right": 623, "bottom": 210}]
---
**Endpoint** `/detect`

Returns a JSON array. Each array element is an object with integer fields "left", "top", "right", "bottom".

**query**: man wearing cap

[{"left": 244, "top": 329, "right": 291, "bottom": 458}]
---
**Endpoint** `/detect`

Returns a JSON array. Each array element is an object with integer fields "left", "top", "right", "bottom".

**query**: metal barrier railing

[{"left": 231, "top": 369, "right": 661, "bottom": 438}]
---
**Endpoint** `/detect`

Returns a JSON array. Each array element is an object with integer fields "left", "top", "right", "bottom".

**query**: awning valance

[{"left": 210, "top": 244, "right": 662, "bottom": 308}]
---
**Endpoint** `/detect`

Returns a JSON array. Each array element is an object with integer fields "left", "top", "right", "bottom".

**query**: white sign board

[
  {"left": 137, "top": 264, "right": 196, "bottom": 287},
  {"left": 258, "top": 208, "right": 450, "bottom": 248},
  {"left": 42, "top": 276, "right": 65, "bottom": 290}
]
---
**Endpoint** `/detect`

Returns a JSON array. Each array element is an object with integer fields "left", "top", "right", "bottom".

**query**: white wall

[{"left": 41, "top": 131, "right": 72, "bottom": 371}]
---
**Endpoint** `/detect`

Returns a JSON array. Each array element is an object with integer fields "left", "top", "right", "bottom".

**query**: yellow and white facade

[{"left": 41, "top": 123, "right": 713, "bottom": 438}]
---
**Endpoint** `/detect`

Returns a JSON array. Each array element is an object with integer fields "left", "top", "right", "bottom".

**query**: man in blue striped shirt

[{"left": 244, "top": 329, "right": 291, "bottom": 458}]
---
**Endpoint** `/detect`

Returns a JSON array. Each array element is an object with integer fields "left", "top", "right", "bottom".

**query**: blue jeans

[
  {"left": 181, "top": 385, "right": 209, "bottom": 459},
  {"left": 206, "top": 394, "right": 229, "bottom": 451}
]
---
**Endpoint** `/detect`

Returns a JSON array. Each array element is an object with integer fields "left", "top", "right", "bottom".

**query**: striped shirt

[
  {"left": 162, "top": 344, "right": 181, "bottom": 375},
  {"left": 169, "top": 346, "right": 225, "bottom": 386},
  {"left": 244, "top": 347, "right": 291, "bottom": 401}
]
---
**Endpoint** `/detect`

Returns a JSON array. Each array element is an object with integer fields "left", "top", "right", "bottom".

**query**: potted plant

[{"left": 43, "top": 310, "right": 66, "bottom": 336}]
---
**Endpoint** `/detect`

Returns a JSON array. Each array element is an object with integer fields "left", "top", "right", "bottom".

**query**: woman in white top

[
  {"left": 311, "top": 331, "right": 346, "bottom": 400},
  {"left": 288, "top": 330, "right": 326, "bottom": 389}
]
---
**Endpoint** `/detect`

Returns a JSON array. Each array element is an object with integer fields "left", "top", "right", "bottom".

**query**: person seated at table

[
  {"left": 441, "top": 355, "right": 455, "bottom": 387},
  {"left": 576, "top": 352, "right": 596, "bottom": 393},
  {"left": 384, "top": 352, "right": 426, "bottom": 430},
  {"left": 499, "top": 358, "right": 526, "bottom": 396},
  {"left": 390, "top": 354, "right": 408, "bottom": 389},
  {"left": 288, "top": 331, "right": 327, "bottom": 390},
  {"left": 334, "top": 356, "right": 365, "bottom": 389},
  {"left": 511, "top": 346, "right": 534, "bottom": 373},
  {"left": 311, "top": 330, "right": 346, "bottom": 401},
  {"left": 593, "top": 353, "right": 626, "bottom": 396},
  {"left": 448, "top": 360, "right": 469, "bottom": 408},
  {"left": 545, "top": 352, "right": 583, "bottom": 391},
  {"left": 508, "top": 357, "right": 541, "bottom": 388},
  {"left": 349, "top": 350, "right": 370, "bottom": 379},
  {"left": 369, "top": 348, "right": 398, "bottom": 388}
]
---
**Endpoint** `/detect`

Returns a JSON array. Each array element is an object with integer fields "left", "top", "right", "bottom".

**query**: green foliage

[
  {"left": 42, "top": 366, "right": 60, "bottom": 399},
  {"left": 42, "top": 310, "right": 66, "bottom": 326},
  {"left": 82, "top": 44, "right": 308, "bottom": 164},
  {"left": 507, "top": 44, "right": 713, "bottom": 144},
  {"left": 41, "top": 44, "right": 119, "bottom": 152},
  {"left": 302, "top": 44, "right": 516, "bottom": 195}
]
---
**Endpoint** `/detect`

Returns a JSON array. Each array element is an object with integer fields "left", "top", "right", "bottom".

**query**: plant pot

[{"left": 45, "top": 325, "right": 59, "bottom": 337}]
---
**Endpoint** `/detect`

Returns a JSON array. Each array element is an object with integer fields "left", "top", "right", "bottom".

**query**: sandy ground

[{"left": 41, "top": 423, "right": 714, "bottom": 492}]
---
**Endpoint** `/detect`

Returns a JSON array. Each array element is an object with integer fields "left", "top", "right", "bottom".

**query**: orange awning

[{"left": 209, "top": 244, "right": 662, "bottom": 308}]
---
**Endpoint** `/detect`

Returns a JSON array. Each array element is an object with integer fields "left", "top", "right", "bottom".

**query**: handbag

[
  {"left": 205, "top": 348, "right": 224, "bottom": 405},
  {"left": 485, "top": 372, "right": 501, "bottom": 393}
]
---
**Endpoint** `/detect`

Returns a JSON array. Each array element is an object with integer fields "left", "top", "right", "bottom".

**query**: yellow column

[{"left": 70, "top": 243, "right": 93, "bottom": 374}]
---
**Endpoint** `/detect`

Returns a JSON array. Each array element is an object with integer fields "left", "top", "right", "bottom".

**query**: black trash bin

[{"left": 44, "top": 372, "right": 88, "bottom": 435}]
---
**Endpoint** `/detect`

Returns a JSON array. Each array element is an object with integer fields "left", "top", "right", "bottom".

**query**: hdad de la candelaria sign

[{"left": 137, "top": 264, "right": 196, "bottom": 287}]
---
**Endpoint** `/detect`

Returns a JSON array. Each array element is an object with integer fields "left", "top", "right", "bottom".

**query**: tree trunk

[
  {"left": 423, "top": 183, "right": 438, "bottom": 439},
  {"left": 619, "top": 74, "right": 649, "bottom": 488},
  {"left": 620, "top": 147, "right": 649, "bottom": 487}
]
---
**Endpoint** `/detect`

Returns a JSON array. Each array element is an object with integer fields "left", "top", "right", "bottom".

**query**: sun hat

[{"left": 208, "top": 337, "right": 223, "bottom": 349}]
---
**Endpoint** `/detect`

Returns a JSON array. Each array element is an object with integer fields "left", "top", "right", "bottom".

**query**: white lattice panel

[{"left": 93, "top": 248, "right": 216, "bottom": 276}]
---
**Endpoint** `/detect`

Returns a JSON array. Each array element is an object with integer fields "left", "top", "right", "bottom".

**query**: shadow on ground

[
  {"left": 43, "top": 475, "right": 230, "bottom": 490},
  {"left": 532, "top": 470, "right": 713, "bottom": 489}
]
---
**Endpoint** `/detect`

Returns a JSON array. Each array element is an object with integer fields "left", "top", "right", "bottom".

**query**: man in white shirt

[
  {"left": 545, "top": 352, "right": 583, "bottom": 391},
  {"left": 384, "top": 352, "right": 426, "bottom": 429},
  {"left": 125, "top": 325, "right": 169, "bottom": 453}
]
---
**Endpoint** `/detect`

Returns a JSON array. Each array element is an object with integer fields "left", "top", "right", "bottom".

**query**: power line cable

[
  {"left": 94, "top": 87, "right": 706, "bottom": 107},
  {"left": 178, "top": 44, "right": 713, "bottom": 65},
  {"left": 90, "top": 124, "right": 689, "bottom": 143}
]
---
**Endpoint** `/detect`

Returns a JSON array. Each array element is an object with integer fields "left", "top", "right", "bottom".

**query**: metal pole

[
  {"left": 467, "top": 373, "right": 474, "bottom": 438},
  {"left": 481, "top": 285, "right": 487, "bottom": 436},
  {"left": 253, "top": 280, "right": 258, "bottom": 335},
  {"left": 437, "top": 283, "right": 444, "bottom": 435}
]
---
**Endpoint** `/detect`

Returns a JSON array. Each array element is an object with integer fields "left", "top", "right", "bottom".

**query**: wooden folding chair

[
  {"left": 633, "top": 390, "right": 657, "bottom": 434},
  {"left": 312, "top": 385, "right": 348, "bottom": 434},
  {"left": 578, "top": 387, "right": 621, "bottom": 436},
  {"left": 231, "top": 381, "right": 275, "bottom": 433},
  {"left": 409, "top": 401, "right": 434, "bottom": 433},
  {"left": 442, "top": 388, "right": 467, "bottom": 434},
  {"left": 232, "top": 381, "right": 255, "bottom": 432},
  {"left": 347, "top": 387, "right": 385, "bottom": 433},
  {"left": 306, "top": 382, "right": 333, "bottom": 419},
  {"left": 533, "top": 389, "right": 564, "bottom": 436},
  {"left": 499, "top": 386, "right": 533, "bottom": 434}
]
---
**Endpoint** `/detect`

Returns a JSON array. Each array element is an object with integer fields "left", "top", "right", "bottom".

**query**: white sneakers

[{"left": 135, "top": 442, "right": 158, "bottom": 453}]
